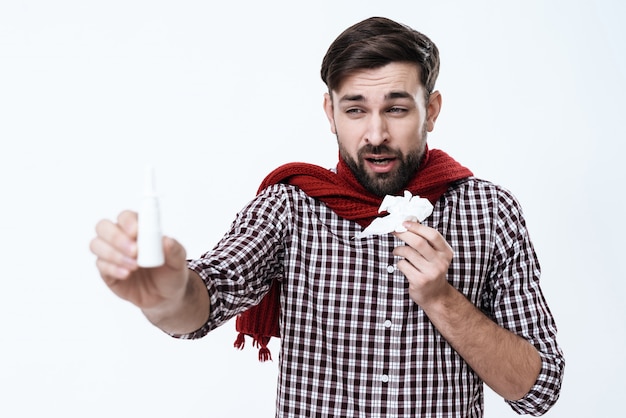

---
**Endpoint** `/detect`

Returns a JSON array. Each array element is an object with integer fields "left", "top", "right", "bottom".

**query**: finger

[
  {"left": 95, "top": 257, "right": 132, "bottom": 281},
  {"left": 163, "top": 237, "right": 186, "bottom": 267},
  {"left": 395, "top": 222, "right": 453, "bottom": 257},
  {"left": 394, "top": 247, "right": 449, "bottom": 288},
  {"left": 393, "top": 243, "right": 424, "bottom": 262},
  {"left": 94, "top": 218, "right": 137, "bottom": 258},
  {"left": 90, "top": 236, "right": 138, "bottom": 271},
  {"left": 393, "top": 246, "right": 437, "bottom": 278},
  {"left": 401, "top": 221, "right": 450, "bottom": 251},
  {"left": 396, "top": 258, "right": 423, "bottom": 276},
  {"left": 394, "top": 230, "right": 437, "bottom": 262},
  {"left": 117, "top": 210, "right": 138, "bottom": 239}
]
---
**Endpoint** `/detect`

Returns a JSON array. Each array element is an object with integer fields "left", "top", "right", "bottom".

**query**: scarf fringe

[
  {"left": 258, "top": 346, "right": 272, "bottom": 362},
  {"left": 234, "top": 332, "right": 274, "bottom": 362},
  {"left": 234, "top": 332, "right": 246, "bottom": 350}
]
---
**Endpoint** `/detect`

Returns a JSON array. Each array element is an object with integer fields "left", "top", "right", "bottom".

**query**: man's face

[{"left": 323, "top": 62, "right": 441, "bottom": 196}]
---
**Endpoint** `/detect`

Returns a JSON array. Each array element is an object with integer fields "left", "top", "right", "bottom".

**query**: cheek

[
  {"left": 399, "top": 116, "right": 424, "bottom": 133},
  {"left": 336, "top": 132, "right": 362, "bottom": 161},
  {"left": 390, "top": 119, "right": 424, "bottom": 145},
  {"left": 335, "top": 121, "right": 362, "bottom": 145}
]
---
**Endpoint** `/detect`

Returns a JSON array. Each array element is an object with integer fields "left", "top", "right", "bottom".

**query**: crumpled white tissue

[{"left": 355, "top": 190, "right": 434, "bottom": 238}]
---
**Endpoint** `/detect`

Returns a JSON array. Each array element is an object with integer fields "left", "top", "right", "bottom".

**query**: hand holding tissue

[{"left": 355, "top": 191, "right": 434, "bottom": 238}]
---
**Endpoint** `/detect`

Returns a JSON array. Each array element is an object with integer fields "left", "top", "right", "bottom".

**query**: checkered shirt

[{"left": 184, "top": 177, "right": 564, "bottom": 417}]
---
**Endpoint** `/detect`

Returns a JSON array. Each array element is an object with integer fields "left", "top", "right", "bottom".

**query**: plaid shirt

[{"left": 185, "top": 177, "right": 564, "bottom": 417}]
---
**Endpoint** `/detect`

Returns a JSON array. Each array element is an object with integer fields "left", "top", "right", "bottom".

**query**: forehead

[{"left": 333, "top": 62, "right": 424, "bottom": 99}]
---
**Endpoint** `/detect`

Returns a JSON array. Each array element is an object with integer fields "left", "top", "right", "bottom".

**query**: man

[{"left": 90, "top": 17, "right": 564, "bottom": 417}]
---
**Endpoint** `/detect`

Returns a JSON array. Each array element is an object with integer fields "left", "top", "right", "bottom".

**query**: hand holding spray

[{"left": 137, "top": 165, "right": 164, "bottom": 267}]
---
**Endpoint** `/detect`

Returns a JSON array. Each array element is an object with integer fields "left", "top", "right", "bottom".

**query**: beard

[{"left": 339, "top": 131, "right": 427, "bottom": 197}]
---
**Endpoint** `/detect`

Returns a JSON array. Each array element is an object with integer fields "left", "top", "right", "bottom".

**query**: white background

[{"left": 1, "top": 1, "right": 624, "bottom": 416}]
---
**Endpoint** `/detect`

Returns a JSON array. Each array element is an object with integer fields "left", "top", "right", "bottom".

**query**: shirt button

[
  {"left": 384, "top": 320, "right": 392, "bottom": 328},
  {"left": 381, "top": 374, "right": 389, "bottom": 383},
  {"left": 386, "top": 265, "right": 395, "bottom": 273}
]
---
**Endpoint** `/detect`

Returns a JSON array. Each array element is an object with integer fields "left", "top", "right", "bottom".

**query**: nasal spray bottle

[{"left": 137, "top": 165, "right": 164, "bottom": 268}]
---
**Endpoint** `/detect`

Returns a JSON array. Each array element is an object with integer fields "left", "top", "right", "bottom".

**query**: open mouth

[
  {"left": 364, "top": 156, "right": 397, "bottom": 174},
  {"left": 367, "top": 157, "right": 394, "bottom": 165}
]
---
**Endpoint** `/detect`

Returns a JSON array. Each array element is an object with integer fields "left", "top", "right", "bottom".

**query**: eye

[
  {"left": 345, "top": 108, "right": 366, "bottom": 118},
  {"left": 387, "top": 106, "right": 407, "bottom": 114}
]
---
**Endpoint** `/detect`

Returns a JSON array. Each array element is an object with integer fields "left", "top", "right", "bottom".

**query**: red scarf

[{"left": 234, "top": 147, "right": 473, "bottom": 361}]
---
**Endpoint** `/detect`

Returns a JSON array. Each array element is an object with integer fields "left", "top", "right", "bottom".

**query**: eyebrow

[
  {"left": 386, "top": 91, "right": 413, "bottom": 100},
  {"left": 338, "top": 91, "right": 413, "bottom": 103}
]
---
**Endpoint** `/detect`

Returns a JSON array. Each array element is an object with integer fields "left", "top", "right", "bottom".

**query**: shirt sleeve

[
  {"left": 487, "top": 188, "right": 565, "bottom": 415},
  {"left": 175, "top": 184, "right": 291, "bottom": 340}
]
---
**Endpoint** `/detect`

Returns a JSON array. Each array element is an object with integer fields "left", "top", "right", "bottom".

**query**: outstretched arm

[{"left": 90, "top": 210, "right": 210, "bottom": 335}]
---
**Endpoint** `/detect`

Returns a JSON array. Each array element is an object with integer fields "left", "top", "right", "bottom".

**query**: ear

[
  {"left": 425, "top": 90, "right": 442, "bottom": 132},
  {"left": 323, "top": 92, "right": 337, "bottom": 134}
]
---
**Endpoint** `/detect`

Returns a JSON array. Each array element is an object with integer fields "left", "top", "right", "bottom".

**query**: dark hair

[{"left": 320, "top": 17, "right": 440, "bottom": 100}]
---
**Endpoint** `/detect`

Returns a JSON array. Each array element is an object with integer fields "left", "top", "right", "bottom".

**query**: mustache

[{"left": 358, "top": 144, "right": 400, "bottom": 157}]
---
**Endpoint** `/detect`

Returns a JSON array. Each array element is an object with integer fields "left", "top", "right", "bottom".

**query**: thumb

[{"left": 163, "top": 236, "right": 187, "bottom": 268}]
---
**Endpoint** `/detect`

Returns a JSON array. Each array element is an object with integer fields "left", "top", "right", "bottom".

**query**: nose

[{"left": 365, "top": 114, "right": 389, "bottom": 146}]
